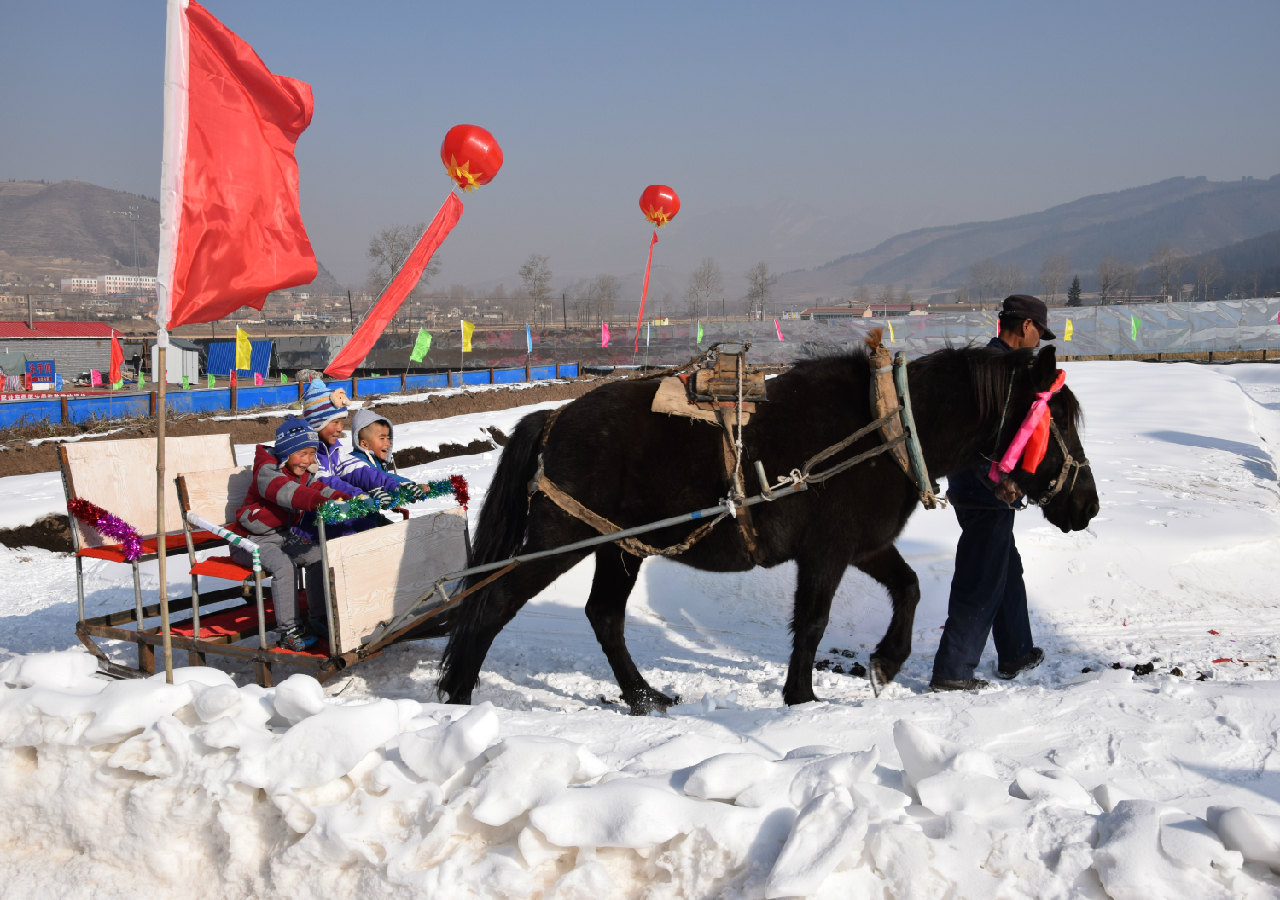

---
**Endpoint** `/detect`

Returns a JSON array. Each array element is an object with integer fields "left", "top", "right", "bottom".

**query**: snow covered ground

[{"left": 3, "top": 360, "right": 1280, "bottom": 898}]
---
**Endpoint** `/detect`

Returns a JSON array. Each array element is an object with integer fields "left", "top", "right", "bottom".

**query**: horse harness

[{"left": 525, "top": 338, "right": 940, "bottom": 562}]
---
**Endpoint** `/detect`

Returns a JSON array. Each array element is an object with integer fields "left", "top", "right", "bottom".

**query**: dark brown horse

[{"left": 439, "top": 343, "right": 1098, "bottom": 713}]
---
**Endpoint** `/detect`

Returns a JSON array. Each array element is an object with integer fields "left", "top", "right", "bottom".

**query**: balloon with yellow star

[
  {"left": 441, "top": 124, "right": 504, "bottom": 192},
  {"left": 633, "top": 185, "right": 681, "bottom": 352}
]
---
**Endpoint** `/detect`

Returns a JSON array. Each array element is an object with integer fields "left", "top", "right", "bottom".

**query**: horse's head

[{"left": 1001, "top": 345, "right": 1099, "bottom": 532}]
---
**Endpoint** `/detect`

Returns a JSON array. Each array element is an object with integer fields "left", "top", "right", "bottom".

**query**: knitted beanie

[
  {"left": 302, "top": 377, "right": 349, "bottom": 430},
  {"left": 274, "top": 416, "right": 320, "bottom": 461}
]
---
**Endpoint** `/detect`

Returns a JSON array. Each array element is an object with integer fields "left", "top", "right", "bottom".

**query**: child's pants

[{"left": 231, "top": 531, "right": 323, "bottom": 631}]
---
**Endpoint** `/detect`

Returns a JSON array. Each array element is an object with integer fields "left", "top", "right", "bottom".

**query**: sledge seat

[{"left": 60, "top": 434, "right": 239, "bottom": 671}]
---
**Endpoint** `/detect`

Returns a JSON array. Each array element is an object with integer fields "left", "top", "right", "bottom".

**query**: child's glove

[
  {"left": 367, "top": 486, "right": 394, "bottom": 508},
  {"left": 404, "top": 483, "right": 429, "bottom": 502}
]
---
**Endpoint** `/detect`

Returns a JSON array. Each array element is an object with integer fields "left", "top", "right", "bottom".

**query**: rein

[{"left": 984, "top": 367, "right": 1090, "bottom": 508}]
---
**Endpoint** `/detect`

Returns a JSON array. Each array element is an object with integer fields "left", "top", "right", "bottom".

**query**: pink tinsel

[{"left": 67, "top": 498, "right": 144, "bottom": 562}]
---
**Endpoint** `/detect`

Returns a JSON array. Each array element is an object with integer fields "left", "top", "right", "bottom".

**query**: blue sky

[{"left": 4, "top": 0, "right": 1278, "bottom": 294}]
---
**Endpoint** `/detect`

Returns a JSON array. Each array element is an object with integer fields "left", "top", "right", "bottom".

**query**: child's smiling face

[
  {"left": 360, "top": 421, "right": 392, "bottom": 460},
  {"left": 317, "top": 417, "right": 345, "bottom": 445},
  {"left": 284, "top": 446, "right": 316, "bottom": 477}
]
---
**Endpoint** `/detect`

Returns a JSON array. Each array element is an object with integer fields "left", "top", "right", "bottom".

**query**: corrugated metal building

[{"left": 0, "top": 322, "right": 125, "bottom": 382}]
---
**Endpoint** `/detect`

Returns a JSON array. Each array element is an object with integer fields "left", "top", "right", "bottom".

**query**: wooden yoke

[{"left": 866, "top": 329, "right": 912, "bottom": 479}]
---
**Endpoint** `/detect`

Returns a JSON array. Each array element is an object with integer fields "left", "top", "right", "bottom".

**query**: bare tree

[
  {"left": 685, "top": 257, "right": 722, "bottom": 321},
  {"left": 588, "top": 274, "right": 620, "bottom": 325},
  {"left": 518, "top": 254, "right": 553, "bottom": 326},
  {"left": 854, "top": 284, "right": 872, "bottom": 310},
  {"left": 996, "top": 264, "right": 1025, "bottom": 299},
  {"left": 367, "top": 223, "right": 440, "bottom": 327},
  {"left": 744, "top": 261, "right": 774, "bottom": 320},
  {"left": 875, "top": 283, "right": 895, "bottom": 312},
  {"left": 1149, "top": 244, "right": 1187, "bottom": 301},
  {"left": 969, "top": 258, "right": 999, "bottom": 305},
  {"left": 899, "top": 286, "right": 914, "bottom": 306},
  {"left": 1196, "top": 257, "right": 1225, "bottom": 301},
  {"left": 1039, "top": 254, "right": 1070, "bottom": 304},
  {"left": 1098, "top": 256, "right": 1126, "bottom": 305}
]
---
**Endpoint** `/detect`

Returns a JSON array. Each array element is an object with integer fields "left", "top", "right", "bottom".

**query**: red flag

[
  {"left": 156, "top": 0, "right": 317, "bottom": 331},
  {"left": 324, "top": 193, "right": 464, "bottom": 378},
  {"left": 108, "top": 335, "right": 125, "bottom": 384}
]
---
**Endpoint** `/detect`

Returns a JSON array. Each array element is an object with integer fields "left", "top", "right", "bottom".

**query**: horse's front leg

[
  {"left": 783, "top": 553, "right": 849, "bottom": 705},
  {"left": 585, "top": 547, "right": 674, "bottom": 715},
  {"left": 855, "top": 544, "right": 921, "bottom": 694}
]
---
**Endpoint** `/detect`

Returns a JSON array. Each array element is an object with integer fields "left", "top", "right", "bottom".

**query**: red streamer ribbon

[
  {"left": 67, "top": 498, "right": 144, "bottom": 562},
  {"left": 634, "top": 229, "right": 658, "bottom": 353}
]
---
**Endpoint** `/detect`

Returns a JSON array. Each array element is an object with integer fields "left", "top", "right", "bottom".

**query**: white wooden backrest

[
  {"left": 325, "top": 508, "right": 469, "bottom": 654},
  {"left": 176, "top": 465, "right": 253, "bottom": 527},
  {"left": 60, "top": 434, "right": 236, "bottom": 547}
]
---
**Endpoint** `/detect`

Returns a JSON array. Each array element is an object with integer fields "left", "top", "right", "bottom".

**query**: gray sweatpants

[{"left": 231, "top": 530, "right": 324, "bottom": 632}]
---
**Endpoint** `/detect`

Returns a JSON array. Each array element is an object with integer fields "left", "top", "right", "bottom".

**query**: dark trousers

[
  {"left": 231, "top": 531, "right": 323, "bottom": 632},
  {"left": 933, "top": 505, "right": 1034, "bottom": 681}
]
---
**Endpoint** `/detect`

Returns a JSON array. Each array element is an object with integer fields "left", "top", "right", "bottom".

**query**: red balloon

[
  {"left": 640, "top": 184, "right": 680, "bottom": 227},
  {"left": 441, "top": 124, "right": 503, "bottom": 191}
]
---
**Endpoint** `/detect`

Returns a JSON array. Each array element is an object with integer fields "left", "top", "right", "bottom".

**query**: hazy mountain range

[{"left": 3, "top": 175, "right": 1278, "bottom": 306}]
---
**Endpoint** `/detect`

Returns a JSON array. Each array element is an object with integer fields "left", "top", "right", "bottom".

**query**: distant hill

[
  {"left": 0, "top": 180, "right": 343, "bottom": 295},
  {"left": 776, "top": 175, "right": 1280, "bottom": 303}
]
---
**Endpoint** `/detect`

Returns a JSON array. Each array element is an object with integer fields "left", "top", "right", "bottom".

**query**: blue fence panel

[
  {"left": 0, "top": 400, "right": 61, "bottom": 428},
  {"left": 451, "top": 370, "right": 491, "bottom": 386},
  {"left": 557, "top": 363, "right": 579, "bottom": 378},
  {"left": 492, "top": 367, "right": 525, "bottom": 384},
  {"left": 356, "top": 376, "right": 401, "bottom": 397},
  {"left": 235, "top": 385, "right": 297, "bottom": 410},
  {"left": 405, "top": 374, "right": 448, "bottom": 391},
  {"left": 325, "top": 379, "right": 353, "bottom": 397},
  {"left": 530, "top": 365, "right": 556, "bottom": 380},
  {"left": 67, "top": 394, "right": 150, "bottom": 424}
]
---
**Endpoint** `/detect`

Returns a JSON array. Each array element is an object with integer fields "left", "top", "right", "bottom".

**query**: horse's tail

[{"left": 438, "top": 407, "right": 549, "bottom": 701}]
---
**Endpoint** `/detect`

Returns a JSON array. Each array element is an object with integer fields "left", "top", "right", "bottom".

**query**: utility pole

[{"left": 562, "top": 292, "right": 567, "bottom": 329}]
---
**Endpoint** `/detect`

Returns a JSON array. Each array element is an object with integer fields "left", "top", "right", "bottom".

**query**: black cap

[{"left": 1000, "top": 294, "right": 1056, "bottom": 340}]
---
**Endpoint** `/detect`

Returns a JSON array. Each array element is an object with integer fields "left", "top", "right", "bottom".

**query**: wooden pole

[{"left": 156, "top": 341, "right": 173, "bottom": 682}]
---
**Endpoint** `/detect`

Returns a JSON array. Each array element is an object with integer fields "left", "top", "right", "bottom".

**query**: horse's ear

[{"left": 1032, "top": 344, "right": 1058, "bottom": 387}]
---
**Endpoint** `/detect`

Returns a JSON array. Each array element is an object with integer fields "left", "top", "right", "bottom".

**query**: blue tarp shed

[{"left": 206, "top": 340, "right": 273, "bottom": 377}]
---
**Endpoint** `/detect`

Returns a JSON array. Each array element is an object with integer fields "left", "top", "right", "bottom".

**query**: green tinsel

[{"left": 315, "top": 477, "right": 468, "bottom": 524}]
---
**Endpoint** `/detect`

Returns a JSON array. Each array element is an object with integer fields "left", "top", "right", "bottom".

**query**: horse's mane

[{"left": 909, "top": 344, "right": 1083, "bottom": 430}]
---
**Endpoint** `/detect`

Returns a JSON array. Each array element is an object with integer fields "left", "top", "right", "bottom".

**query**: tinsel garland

[
  {"left": 316, "top": 475, "right": 470, "bottom": 524},
  {"left": 67, "top": 498, "right": 144, "bottom": 562}
]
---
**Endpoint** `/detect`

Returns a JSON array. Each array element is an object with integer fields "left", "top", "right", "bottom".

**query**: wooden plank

[
  {"left": 326, "top": 508, "right": 469, "bottom": 654},
  {"left": 62, "top": 434, "right": 236, "bottom": 546}
]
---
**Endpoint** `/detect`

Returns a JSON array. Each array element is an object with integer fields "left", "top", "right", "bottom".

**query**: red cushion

[
  {"left": 191, "top": 555, "right": 255, "bottom": 582},
  {"left": 77, "top": 530, "right": 220, "bottom": 563}
]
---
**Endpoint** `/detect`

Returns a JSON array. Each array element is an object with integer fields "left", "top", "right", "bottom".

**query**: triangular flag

[
  {"left": 461, "top": 320, "right": 475, "bottom": 353},
  {"left": 253, "top": 372, "right": 263, "bottom": 386},
  {"left": 1064, "top": 319, "right": 1074, "bottom": 341},
  {"left": 112, "top": 379, "right": 123, "bottom": 391},
  {"left": 182, "top": 375, "right": 190, "bottom": 390},
  {"left": 602, "top": 321, "right": 610, "bottom": 348},
  {"left": 410, "top": 328, "right": 432, "bottom": 362},
  {"left": 108, "top": 335, "right": 124, "bottom": 384},
  {"left": 235, "top": 326, "right": 252, "bottom": 371},
  {"left": 138, "top": 371, "right": 146, "bottom": 389},
  {"left": 207, "top": 372, "right": 215, "bottom": 388},
  {"left": 526, "top": 323, "right": 533, "bottom": 355},
  {"left": 774, "top": 318, "right": 784, "bottom": 341},
  {"left": 90, "top": 369, "right": 102, "bottom": 387},
  {"left": 887, "top": 320, "right": 896, "bottom": 343},
  {"left": 157, "top": 0, "right": 317, "bottom": 331},
  {"left": 696, "top": 321, "right": 703, "bottom": 344},
  {"left": 281, "top": 373, "right": 288, "bottom": 384},
  {"left": 1131, "top": 316, "right": 1140, "bottom": 340}
]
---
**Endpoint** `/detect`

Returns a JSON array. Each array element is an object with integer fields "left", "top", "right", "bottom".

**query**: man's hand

[{"left": 994, "top": 477, "right": 1023, "bottom": 504}]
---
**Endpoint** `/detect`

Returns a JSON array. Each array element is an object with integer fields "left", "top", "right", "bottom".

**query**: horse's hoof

[
  {"left": 868, "top": 655, "right": 900, "bottom": 696},
  {"left": 625, "top": 689, "right": 678, "bottom": 716}
]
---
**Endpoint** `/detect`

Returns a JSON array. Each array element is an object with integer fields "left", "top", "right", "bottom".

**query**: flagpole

[{"left": 155, "top": 329, "right": 173, "bottom": 682}]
